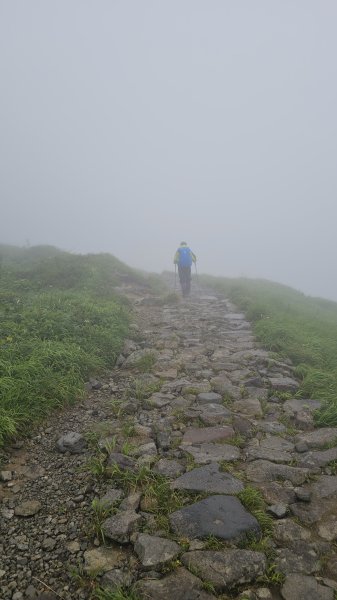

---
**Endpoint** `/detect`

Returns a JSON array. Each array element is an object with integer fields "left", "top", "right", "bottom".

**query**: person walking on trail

[{"left": 174, "top": 241, "right": 197, "bottom": 296}]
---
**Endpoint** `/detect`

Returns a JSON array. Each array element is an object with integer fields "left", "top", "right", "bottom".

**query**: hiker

[{"left": 174, "top": 241, "right": 197, "bottom": 296}]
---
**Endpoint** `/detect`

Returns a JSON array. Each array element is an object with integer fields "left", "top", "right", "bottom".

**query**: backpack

[{"left": 178, "top": 246, "right": 192, "bottom": 267}]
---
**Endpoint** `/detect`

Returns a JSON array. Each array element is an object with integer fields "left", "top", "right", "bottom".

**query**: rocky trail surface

[{"left": 1, "top": 284, "right": 337, "bottom": 600}]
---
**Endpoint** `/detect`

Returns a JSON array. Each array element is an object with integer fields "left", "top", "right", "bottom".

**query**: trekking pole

[
  {"left": 194, "top": 263, "right": 200, "bottom": 294},
  {"left": 174, "top": 264, "right": 177, "bottom": 291}
]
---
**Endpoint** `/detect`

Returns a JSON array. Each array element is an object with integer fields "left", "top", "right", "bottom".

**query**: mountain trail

[{"left": 1, "top": 283, "right": 337, "bottom": 600}]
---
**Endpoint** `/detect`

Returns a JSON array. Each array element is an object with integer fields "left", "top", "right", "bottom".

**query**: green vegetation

[
  {"left": 202, "top": 275, "right": 337, "bottom": 426},
  {"left": 93, "top": 588, "right": 140, "bottom": 600},
  {"left": 237, "top": 486, "right": 273, "bottom": 534},
  {"left": 0, "top": 244, "right": 151, "bottom": 447}
]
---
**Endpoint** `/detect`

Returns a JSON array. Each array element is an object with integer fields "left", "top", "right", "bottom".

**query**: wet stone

[
  {"left": 169, "top": 495, "right": 260, "bottom": 540},
  {"left": 107, "top": 452, "right": 136, "bottom": 471},
  {"left": 181, "top": 549, "right": 266, "bottom": 591},
  {"left": 171, "top": 463, "right": 244, "bottom": 494},
  {"left": 232, "top": 398, "right": 263, "bottom": 418}
]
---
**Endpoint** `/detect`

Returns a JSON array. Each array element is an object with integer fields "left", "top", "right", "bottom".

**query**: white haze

[{"left": 1, "top": 1, "right": 337, "bottom": 299}]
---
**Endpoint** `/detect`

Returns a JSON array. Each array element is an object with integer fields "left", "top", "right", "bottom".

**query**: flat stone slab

[
  {"left": 196, "top": 392, "right": 223, "bottom": 404},
  {"left": 14, "top": 500, "right": 41, "bottom": 517},
  {"left": 273, "top": 519, "right": 312, "bottom": 546},
  {"left": 153, "top": 458, "right": 185, "bottom": 478},
  {"left": 275, "top": 543, "right": 321, "bottom": 575},
  {"left": 283, "top": 398, "right": 321, "bottom": 416},
  {"left": 181, "top": 549, "right": 266, "bottom": 591},
  {"left": 295, "top": 428, "right": 337, "bottom": 450},
  {"left": 246, "top": 460, "right": 310, "bottom": 485},
  {"left": 297, "top": 447, "right": 337, "bottom": 469},
  {"left": 83, "top": 547, "right": 125, "bottom": 574},
  {"left": 135, "top": 567, "right": 216, "bottom": 600},
  {"left": 171, "top": 463, "right": 244, "bottom": 494},
  {"left": 246, "top": 436, "right": 294, "bottom": 463},
  {"left": 281, "top": 574, "right": 334, "bottom": 600},
  {"left": 169, "top": 495, "right": 260, "bottom": 540},
  {"left": 183, "top": 443, "right": 240, "bottom": 464},
  {"left": 269, "top": 376, "right": 299, "bottom": 392},
  {"left": 134, "top": 533, "right": 180, "bottom": 568},
  {"left": 196, "top": 403, "right": 232, "bottom": 425},
  {"left": 182, "top": 426, "right": 234, "bottom": 445},
  {"left": 232, "top": 398, "right": 263, "bottom": 418},
  {"left": 146, "top": 392, "right": 175, "bottom": 408},
  {"left": 210, "top": 376, "right": 240, "bottom": 399}
]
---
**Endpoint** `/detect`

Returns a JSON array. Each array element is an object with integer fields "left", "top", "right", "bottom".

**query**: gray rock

[
  {"left": 197, "top": 403, "right": 232, "bottom": 426},
  {"left": 294, "top": 487, "right": 312, "bottom": 502},
  {"left": 246, "top": 460, "right": 310, "bottom": 485},
  {"left": 183, "top": 443, "right": 240, "bottom": 464},
  {"left": 119, "top": 492, "right": 141, "bottom": 511},
  {"left": 56, "top": 431, "right": 87, "bottom": 454},
  {"left": 246, "top": 436, "right": 294, "bottom": 463},
  {"left": 267, "top": 503, "right": 288, "bottom": 518},
  {"left": 196, "top": 392, "right": 223, "bottom": 404},
  {"left": 146, "top": 392, "right": 175, "bottom": 408},
  {"left": 153, "top": 459, "right": 185, "bottom": 478},
  {"left": 269, "top": 376, "right": 299, "bottom": 392},
  {"left": 296, "top": 447, "right": 337, "bottom": 469},
  {"left": 275, "top": 543, "right": 321, "bottom": 575},
  {"left": 134, "top": 533, "right": 180, "bottom": 568},
  {"left": 182, "top": 426, "right": 234, "bottom": 445},
  {"left": 273, "top": 519, "right": 311, "bottom": 545},
  {"left": 0, "top": 470, "right": 12, "bottom": 481},
  {"left": 83, "top": 547, "right": 125, "bottom": 574},
  {"left": 101, "top": 568, "right": 134, "bottom": 590},
  {"left": 135, "top": 567, "right": 216, "bottom": 600},
  {"left": 181, "top": 549, "right": 266, "bottom": 591},
  {"left": 102, "top": 510, "right": 142, "bottom": 543},
  {"left": 210, "top": 376, "right": 240, "bottom": 398},
  {"left": 169, "top": 495, "right": 260, "bottom": 540},
  {"left": 295, "top": 428, "right": 337, "bottom": 450},
  {"left": 281, "top": 574, "right": 334, "bottom": 600},
  {"left": 100, "top": 488, "right": 124, "bottom": 506},
  {"left": 257, "top": 421, "right": 287, "bottom": 434},
  {"left": 107, "top": 452, "right": 136, "bottom": 470},
  {"left": 171, "top": 463, "right": 244, "bottom": 494},
  {"left": 14, "top": 500, "right": 41, "bottom": 517},
  {"left": 232, "top": 398, "right": 263, "bottom": 417}
]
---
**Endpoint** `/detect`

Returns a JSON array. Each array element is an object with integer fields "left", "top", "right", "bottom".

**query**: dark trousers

[{"left": 178, "top": 265, "right": 191, "bottom": 295}]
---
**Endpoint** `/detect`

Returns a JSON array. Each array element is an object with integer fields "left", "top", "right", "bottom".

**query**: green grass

[
  {"left": 202, "top": 275, "right": 337, "bottom": 426},
  {"left": 0, "top": 245, "right": 152, "bottom": 447}
]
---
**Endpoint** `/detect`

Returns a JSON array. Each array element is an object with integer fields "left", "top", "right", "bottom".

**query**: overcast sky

[{"left": 1, "top": 1, "right": 337, "bottom": 299}]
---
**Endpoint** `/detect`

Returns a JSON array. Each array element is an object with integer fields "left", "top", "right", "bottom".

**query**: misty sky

[{"left": 1, "top": 1, "right": 337, "bottom": 299}]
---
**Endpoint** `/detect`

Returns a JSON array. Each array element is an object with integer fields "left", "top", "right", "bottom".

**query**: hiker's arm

[
  {"left": 192, "top": 252, "right": 197, "bottom": 263},
  {"left": 174, "top": 251, "right": 179, "bottom": 264}
]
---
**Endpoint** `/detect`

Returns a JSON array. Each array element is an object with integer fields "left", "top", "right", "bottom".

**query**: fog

[{"left": 1, "top": 1, "right": 337, "bottom": 299}]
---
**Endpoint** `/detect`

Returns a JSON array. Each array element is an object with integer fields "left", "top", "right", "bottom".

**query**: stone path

[{"left": 1, "top": 286, "right": 337, "bottom": 600}]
